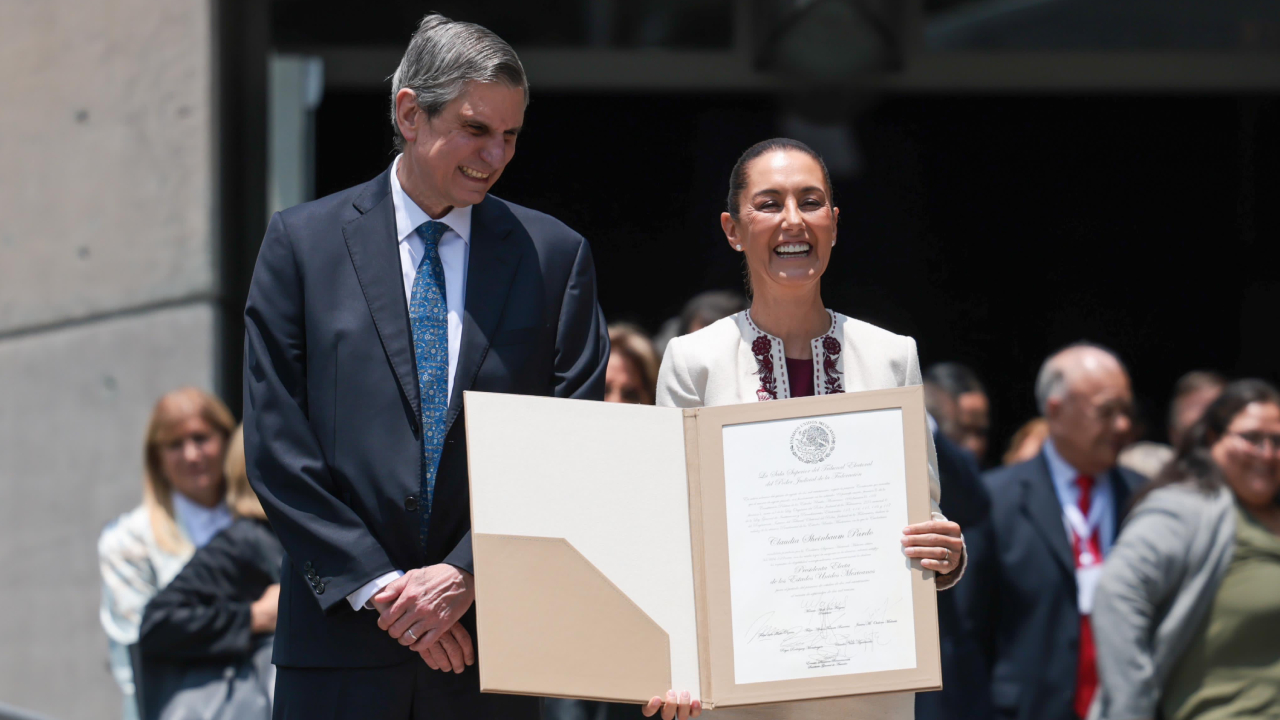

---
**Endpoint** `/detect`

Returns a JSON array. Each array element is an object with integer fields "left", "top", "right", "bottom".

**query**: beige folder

[{"left": 464, "top": 387, "right": 941, "bottom": 709}]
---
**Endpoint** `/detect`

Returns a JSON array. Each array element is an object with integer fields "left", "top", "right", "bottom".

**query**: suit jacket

[
  {"left": 135, "top": 518, "right": 283, "bottom": 720},
  {"left": 916, "top": 431, "right": 995, "bottom": 720},
  {"left": 962, "top": 453, "right": 1145, "bottom": 720},
  {"left": 242, "top": 166, "right": 609, "bottom": 673}
]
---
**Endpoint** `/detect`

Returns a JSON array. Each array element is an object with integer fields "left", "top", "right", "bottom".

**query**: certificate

[
  {"left": 722, "top": 410, "right": 916, "bottom": 684},
  {"left": 464, "top": 386, "right": 940, "bottom": 709}
]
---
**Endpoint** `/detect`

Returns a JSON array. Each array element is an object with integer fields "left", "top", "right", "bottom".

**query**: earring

[{"left": 736, "top": 244, "right": 742, "bottom": 251}]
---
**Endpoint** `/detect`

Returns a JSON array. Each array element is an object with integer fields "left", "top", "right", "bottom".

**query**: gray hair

[
  {"left": 389, "top": 14, "right": 529, "bottom": 151},
  {"left": 1034, "top": 341, "right": 1126, "bottom": 415}
]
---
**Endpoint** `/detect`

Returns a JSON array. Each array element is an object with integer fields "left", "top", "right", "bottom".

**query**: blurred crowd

[{"left": 99, "top": 290, "right": 1279, "bottom": 720}]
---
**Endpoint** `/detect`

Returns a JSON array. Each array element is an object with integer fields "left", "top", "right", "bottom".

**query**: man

[
  {"left": 924, "top": 362, "right": 991, "bottom": 464},
  {"left": 1168, "top": 369, "right": 1226, "bottom": 449},
  {"left": 243, "top": 14, "right": 608, "bottom": 720},
  {"left": 916, "top": 421, "right": 994, "bottom": 720},
  {"left": 961, "top": 343, "right": 1145, "bottom": 720}
]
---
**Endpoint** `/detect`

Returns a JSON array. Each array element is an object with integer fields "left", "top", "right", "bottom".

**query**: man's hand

[
  {"left": 415, "top": 623, "right": 475, "bottom": 673},
  {"left": 250, "top": 584, "right": 280, "bottom": 634},
  {"left": 372, "top": 564, "right": 475, "bottom": 671}
]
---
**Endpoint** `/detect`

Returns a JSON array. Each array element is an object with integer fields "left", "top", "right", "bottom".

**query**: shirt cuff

[{"left": 347, "top": 570, "right": 404, "bottom": 611}]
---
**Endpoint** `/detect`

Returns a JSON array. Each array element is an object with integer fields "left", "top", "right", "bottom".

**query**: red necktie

[{"left": 1073, "top": 474, "right": 1100, "bottom": 719}]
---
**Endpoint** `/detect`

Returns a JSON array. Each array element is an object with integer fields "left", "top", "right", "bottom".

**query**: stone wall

[{"left": 0, "top": 1, "right": 217, "bottom": 717}]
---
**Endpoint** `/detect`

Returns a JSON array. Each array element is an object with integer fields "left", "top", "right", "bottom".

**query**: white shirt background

[{"left": 346, "top": 155, "right": 472, "bottom": 611}]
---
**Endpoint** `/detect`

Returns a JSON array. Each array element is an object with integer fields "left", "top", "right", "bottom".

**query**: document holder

[{"left": 464, "top": 387, "right": 941, "bottom": 709}]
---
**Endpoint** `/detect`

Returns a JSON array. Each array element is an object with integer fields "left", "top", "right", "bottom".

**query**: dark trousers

[{"left": 273, "top": 662, "right": 541, "bottom": 720}]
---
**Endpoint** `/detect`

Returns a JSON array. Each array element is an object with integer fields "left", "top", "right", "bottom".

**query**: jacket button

[
  {"left": 303, "top": 561, "right": 313, "bottom": 571},
  {"left": 315, "top": 583, "right": 325, "bottom": 595},
  {"left": 405, "top": 495, "right": 419, "bottom": 512}
]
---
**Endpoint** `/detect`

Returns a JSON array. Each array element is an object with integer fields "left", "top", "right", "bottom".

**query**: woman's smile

[{"left": 773, "top": 241, "right": 813, "bottom": 258}]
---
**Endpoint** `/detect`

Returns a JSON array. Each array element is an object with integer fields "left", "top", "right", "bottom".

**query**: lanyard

[{"left": 1063, "top": 494, "right": 1105, "bottom": 567}]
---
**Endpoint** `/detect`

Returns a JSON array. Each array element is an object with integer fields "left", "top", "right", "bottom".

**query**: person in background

[
  {"left": 652, "top": 290, "right": 748, "bottom": 358},
  {"left": 1117, "top": 441, "right": 1174, "bottom": 480},
  {"left": 135, "top": 426, "right": 284, "bottom": 720},
  {"left": 1169, "top": 370, "right": 1227, "bottom": 449},
  {"left": 98, "top": 387, "right": 237, "bottom": 720},
  {"left": 918, "top": 420, "right": 997, "bottom": 720},
  {"left": 605, "top": 323, "right": 660, "bottom": 405},
  {"left": 962, "top": 343, "right": 1146, "bottom": 720},
  {"left": 1093, "top": 379, "right": 1280, "bottom": 720},
  {"left": 1003, "top": 417, "right": 1049, "bottom": 466},
  {"left": 925, "top": 362, "right": 992, "bottom": 465}
]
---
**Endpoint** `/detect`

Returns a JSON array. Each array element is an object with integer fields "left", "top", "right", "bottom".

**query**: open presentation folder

[{"left": 464, "top": 386, "right": 941, "bottom": 709}]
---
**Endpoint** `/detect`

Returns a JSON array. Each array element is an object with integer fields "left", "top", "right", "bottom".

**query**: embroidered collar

[{"left": 743, "top": 310, "right": 844, "bottom": 401}]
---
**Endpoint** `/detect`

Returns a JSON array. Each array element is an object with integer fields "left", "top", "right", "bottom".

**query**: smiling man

[{"left": 243, "top": 14, "right": 608, "bottom": 720}]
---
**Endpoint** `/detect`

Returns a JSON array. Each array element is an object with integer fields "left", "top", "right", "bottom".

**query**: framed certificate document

[{"left": 464, "top": 386, "right": 940, "bottom": 709}]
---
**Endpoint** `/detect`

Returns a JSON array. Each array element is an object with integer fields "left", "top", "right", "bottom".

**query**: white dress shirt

[
  {"left": 1042, "top": 437, "right": 1117, "bottom": 556},
  {"left": 171, "top": 492, "right": 233, "bottom": 548},
  {"left": 346, "top": 155, "right": 473, "bottom": 611}
]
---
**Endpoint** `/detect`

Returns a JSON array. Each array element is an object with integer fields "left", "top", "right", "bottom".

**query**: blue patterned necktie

[{"left": 409, "top": 220, "right": 449, "bottom": 547}]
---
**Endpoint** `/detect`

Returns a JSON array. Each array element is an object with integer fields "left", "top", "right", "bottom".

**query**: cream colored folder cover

[{"left": 464, "top": 387, "right": 941, "bottom": 709}]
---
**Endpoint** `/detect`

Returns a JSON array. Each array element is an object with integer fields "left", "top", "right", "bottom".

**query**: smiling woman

[
  {"left": 645, "top": 139, "right": 968, "bottom": 720},
  {"left": 98, "top": 388, "right": 236, "bottom": 720}
]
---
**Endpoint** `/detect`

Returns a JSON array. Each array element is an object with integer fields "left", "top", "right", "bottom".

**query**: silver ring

[
  {"left": 943, "top": 549, "right": 951, "bottom": 563},
  {"left": 405, "top": 629, "right": 417, "bottom": 642}
]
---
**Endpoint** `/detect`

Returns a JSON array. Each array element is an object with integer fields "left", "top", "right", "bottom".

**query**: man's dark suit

[
  {"left": 243, "top": 165, "right": 608, "bottom": 718},
  {"left": 915, "top": 431, "right": 995, "bottom": 720},
  {"left": 959, "top": 453, "right": 1144, "bottom": 720}
]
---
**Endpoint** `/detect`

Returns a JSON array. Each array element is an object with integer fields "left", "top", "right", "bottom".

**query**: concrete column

[{"left": 0, "top": 0, "right": 218, "bottom": 717}]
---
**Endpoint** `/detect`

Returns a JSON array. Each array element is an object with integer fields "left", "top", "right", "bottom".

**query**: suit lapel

[
  {"left": 1020, "top": 454, "right": 1077, "bottom": 583},
  {"left": 342, "top": 167, "right": 421, "bottom": 421},
  {"left": 445, "top": 195, "right": 521, "bottom": 431}
]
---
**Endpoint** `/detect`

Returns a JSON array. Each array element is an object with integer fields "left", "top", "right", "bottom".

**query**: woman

[
  {"left": 99, "top": 387, "right": 237, "bottom": 720},
  {"left": 646, "top": 138, "right": 966, "bottom": 720},
  {"left": 606, "top": 323, "right": 661, "bottom": 405},
  {"left": 136, "top": 426, "right": 284, "bottom": 720},
  {"left": 1092, "top": 379, "right": 1280, "bottom": 720}
]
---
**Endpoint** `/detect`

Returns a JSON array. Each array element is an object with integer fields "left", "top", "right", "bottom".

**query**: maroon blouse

[{"left": 785, "top": 357, "right": 815, "bottom": 398}]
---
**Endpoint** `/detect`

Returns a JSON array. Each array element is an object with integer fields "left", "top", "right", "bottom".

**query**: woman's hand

[
  {"left": 250, "top": 583, "right": 280, "bottom": 634},
  {"left": 643, "top": 690, "right": 702, "bottom": 720},
  {"left": 901, "top": 520, "right": 964, "bottom": 575}
]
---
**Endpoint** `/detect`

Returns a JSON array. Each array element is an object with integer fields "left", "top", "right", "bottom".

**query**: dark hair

[
  {"left": 924, "top": 362, "right": 985, "bottom": 400},
  {"left": 725, "top": 138, "right": 833, "bottom": 218},
  {"left": 679, "top": 290, "right": 748, "bottom": 334},
  {"left": 1131, "top": 378, "right": 1280, "bottom": 508},
  {"left": 1173, "top": 369, "right": 1227, "bottom": 400}
]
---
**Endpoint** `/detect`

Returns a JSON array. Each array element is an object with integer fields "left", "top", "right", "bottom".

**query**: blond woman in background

[{"left": 98, "top": 387, "right": 236, "bottom": 720}]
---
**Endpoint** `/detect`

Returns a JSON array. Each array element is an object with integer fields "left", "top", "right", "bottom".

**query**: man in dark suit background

[
  {"left": 960, "top": 343, "right": 1145, "bottom": 720},
  {"left": 916, "top": 424, "right": 996, "bottom": 720},
  {"left": 243, "top": 14, "right": 608, "bottom": 719}
]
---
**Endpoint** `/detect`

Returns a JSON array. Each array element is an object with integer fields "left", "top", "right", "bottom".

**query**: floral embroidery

[
  {"left": 751, "top": 335, "right": 777, "bottom": 401},
  {"left": 821, "top": 335, "right": 843, "bottom": 394}
]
